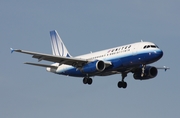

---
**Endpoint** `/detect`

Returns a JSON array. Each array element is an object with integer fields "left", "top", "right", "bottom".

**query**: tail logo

[{"left": 50, "top": 30, "right": 72, "bottom": 57}]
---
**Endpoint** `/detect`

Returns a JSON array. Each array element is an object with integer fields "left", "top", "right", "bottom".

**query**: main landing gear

[
  {"left": 83, "top": 77, "right": 93, "bottom": 85},
  {"left": 117, "top": 73, "right": 127, "bottom": 89}
]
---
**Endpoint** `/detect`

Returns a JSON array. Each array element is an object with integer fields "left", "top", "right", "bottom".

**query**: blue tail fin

[{"left": 50, "top": 30, "right": 72, "bottom": 57}]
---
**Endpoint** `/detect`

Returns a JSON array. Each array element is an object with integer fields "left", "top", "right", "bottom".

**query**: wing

[
  {"left": 11, "top": 48, "right": 88, "bottom": 67},
  {"left": 156, "top": 66, "right": 170, "bottom": 71}
]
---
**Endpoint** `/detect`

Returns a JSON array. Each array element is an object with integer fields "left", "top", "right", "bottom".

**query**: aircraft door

[
  {"left": 132, "top": 44, "right": 145, "bottom": 64},
  {"left": 132, "top": 44, "right": 138, "bottom": 56}
]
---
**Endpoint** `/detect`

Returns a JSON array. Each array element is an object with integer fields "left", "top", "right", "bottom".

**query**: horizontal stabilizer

[{"left": 24, "top": 62, "right": 58, "bottom": 69}]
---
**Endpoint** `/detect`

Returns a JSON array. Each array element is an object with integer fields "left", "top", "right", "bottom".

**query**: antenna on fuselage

[{"left": 141, "top": 40, "right": 143, "bottom": 42}]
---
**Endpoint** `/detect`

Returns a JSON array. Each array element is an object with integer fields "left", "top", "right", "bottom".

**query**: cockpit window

[
  {"left": 143, "top": 45, "right": 159, "bottom": 49},
  {"left": 151, "top": 45, "right": 156, "bottom": 48}
]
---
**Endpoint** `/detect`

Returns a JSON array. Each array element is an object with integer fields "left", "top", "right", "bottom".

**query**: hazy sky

[{"left": 1, "top": 0, "right": 180, "bottom": 118}]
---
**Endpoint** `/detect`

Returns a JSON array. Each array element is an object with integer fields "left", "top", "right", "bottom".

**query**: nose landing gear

[{"left": 141, "top": 64, "right": 146, "bottom": 77}]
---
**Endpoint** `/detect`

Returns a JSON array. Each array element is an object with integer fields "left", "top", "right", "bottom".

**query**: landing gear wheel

[
  {"left": 117, "top": 81, "right": 127, "bottom": 88},
  {"left": 118, "top": 81, "right": 123, "bottom": 88},
  {"left": 122, "top": 82, "right": 127, "bottom": 88},
  {"left": 83, "top": 77, "right": 93, "bottom": 85},
  {"left": 117, "top": 73, "right": 128, "bottom": 89},
  {"left": 83, "top": 78, "right": 88, "bottom": 84},
  {"left": 87, "top": 78, "right": 92, "bottom": 85}
]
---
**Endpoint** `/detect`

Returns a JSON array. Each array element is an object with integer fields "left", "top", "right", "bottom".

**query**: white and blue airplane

[{"left": 11, "top": 30, "right": 169, "bottom": 88}]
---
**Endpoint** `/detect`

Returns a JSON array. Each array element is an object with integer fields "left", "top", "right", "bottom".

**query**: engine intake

[
  {"left": 133, "top": 66, "right": 158, "bottom": 80},
  {"left": 82, "top": 60, "right": 105, "bottom": 74}
]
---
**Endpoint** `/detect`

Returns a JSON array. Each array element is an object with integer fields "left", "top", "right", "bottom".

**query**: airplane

[{"left": 11, "top": 30, "right": 169, "bottom": 89}]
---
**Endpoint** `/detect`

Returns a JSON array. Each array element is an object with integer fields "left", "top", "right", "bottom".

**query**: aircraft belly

[{"left": 56, "top": 66, "right": 85, "bottom": 77}]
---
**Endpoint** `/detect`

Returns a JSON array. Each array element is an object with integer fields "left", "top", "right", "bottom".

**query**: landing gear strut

[
  {"left": 83, "top": 77, "right": 93, "bottom": 85},
  {"left": 117, "top": 73, "right": 127, "bottom": 88},
  {"left": 141, "top": 64, "right": 146, "bottom": 77}
]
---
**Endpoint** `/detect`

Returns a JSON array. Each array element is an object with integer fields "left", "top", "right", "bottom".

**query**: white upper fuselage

[{"left": 76, "top": 41, "right": 151, "bottom": 60}]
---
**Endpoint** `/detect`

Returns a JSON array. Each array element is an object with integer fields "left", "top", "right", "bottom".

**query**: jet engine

[
  {"left": 82, "top": 60, "right": 105, "bottom": 74},
  {"left": 133, "top": 66, "right": 158, "bottom": 80}
]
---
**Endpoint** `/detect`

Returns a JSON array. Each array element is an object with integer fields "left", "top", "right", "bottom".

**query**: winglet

[
  {"left": 164, "top": 66, "right": 170, "bottom": 71},
  {"left": 10, "top": 48, "right": 14, "bottom": 53}
]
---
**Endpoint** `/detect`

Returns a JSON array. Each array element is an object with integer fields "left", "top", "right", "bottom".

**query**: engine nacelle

[
  {"left": 133, "top": 66, "right": 158, "bottom": 80},
  {"left": 82, "top": 60, "right": 105, "bottom": 74}
]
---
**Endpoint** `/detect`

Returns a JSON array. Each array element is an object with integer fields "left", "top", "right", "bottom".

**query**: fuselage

[{"left": 50, "top": 41, "right": 163, "bottom": 77}]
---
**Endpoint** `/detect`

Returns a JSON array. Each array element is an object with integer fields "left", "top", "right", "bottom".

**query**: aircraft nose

[
  {"left": 155, "top": 49, "right": 163, "bottom": 59},
  {"left": 159, "top": 50, "right": 163, "bottom": 57}
]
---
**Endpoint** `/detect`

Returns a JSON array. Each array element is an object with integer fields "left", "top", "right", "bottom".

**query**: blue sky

[{"left": 1, "top": 0, "right": 180, "bottom": 118}]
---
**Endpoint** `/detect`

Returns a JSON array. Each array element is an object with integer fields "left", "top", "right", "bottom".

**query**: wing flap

[{"left": 25, "top": 62, "right": 58, "bottom": 69}]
